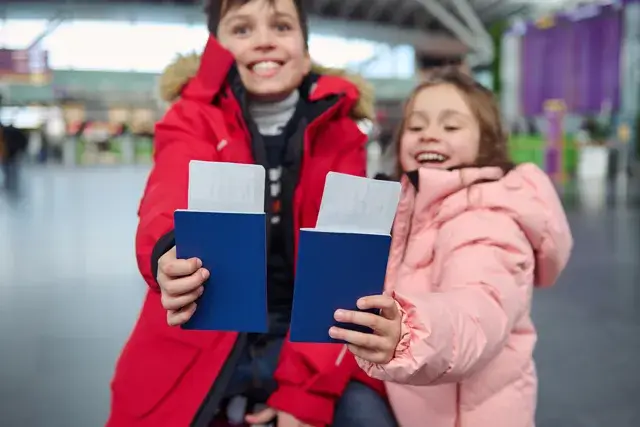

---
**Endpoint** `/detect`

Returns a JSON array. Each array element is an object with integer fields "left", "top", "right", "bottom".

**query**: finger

[
  {"left": 347, "top": 343, "right": 393, "bottom": 364},
  {"left": 161, "top": 268, "right": 209, "bottom": 296},
  {"left": 334, "top": 309, "right": 389, "bottom": 333},
  {"left": 161, "top": 286, "right": 204, "bottom": 311},
  {"left": 276, "top": 412, "right": 302, "bottom": 427},
  {"left": 380, "top": 299, "right": 400, "bottom": 321},
  {"left": 160, "top": 245, "right": 177, "bottom": 262},
  {"left": 160, "top": 256, "right": 202, "bottom": 278},
  {"left": 329, "top": 326, "right": 392, "bottom": 351},
  {"left": 245, "top": 407, "right": 277, "bottom": 424},
  {"left": 167, "top": 302, "right": 197, "bottom": 326},
  {"left": 356, "top": 295, "right": 399, "bottom": 319},
  {"left": 157, "top": 246, "right": 178, "bottom": 275}
]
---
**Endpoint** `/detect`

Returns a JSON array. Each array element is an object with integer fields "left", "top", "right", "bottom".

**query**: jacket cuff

[
  {"left": 268, "top": 384, "right": 334, "bottom": 427},
  {"left": 355, "top": 292, "right": 412, "bottom": 379},
  {"left": 150, "top": 230, "right": 175, "bottom": 287},
  {"left": 393, "top": 294, "right": 412, "bottom": 357}
]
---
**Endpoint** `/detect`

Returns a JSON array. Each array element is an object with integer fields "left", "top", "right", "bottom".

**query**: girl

[
  {"left": 108, "top": 0, "right": 396, "bottom": 426},
  {"left": 329, "top": 69, "right": 573, "bottom": 427}
]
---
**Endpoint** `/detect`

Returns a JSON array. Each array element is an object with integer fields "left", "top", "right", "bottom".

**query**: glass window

[
  {"left": 2, "top": 19, "right": 415, "bottom": 78},
  {"left": 0, "top": 19, "right": 49, "bottom": 49},
  {"left": 309, "top": 35, "right": 415, "bottom": 79},
  {"left": 309, "top": 35, "right": 378, "bottom": 69},
  {"left": 42, "top": 20, "right": 208, "bottom": 72},
  {"left": 357, "top": 44, "right": 416, "bottom": 79}
]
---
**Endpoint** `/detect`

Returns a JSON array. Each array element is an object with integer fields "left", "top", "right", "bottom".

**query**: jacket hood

[
  {"left": 406, "top": 163, "right": 573, "bottom": 288},
  {"left": 158, "top": 37, "right": 375, "bottom": 121}
]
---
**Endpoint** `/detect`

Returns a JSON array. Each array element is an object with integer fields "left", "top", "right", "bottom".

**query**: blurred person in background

[
  {"left": 43, "top": 105, "right": 67, "bottom": 163},
  {"left": 107, "top": 0, "right": 397, "bottom": 426},
  {"left": 0, "top": 120, "right": 28, "bottom": 195},
  {"left": 575, "top": 116, "right": 598, "bottom": 146}
]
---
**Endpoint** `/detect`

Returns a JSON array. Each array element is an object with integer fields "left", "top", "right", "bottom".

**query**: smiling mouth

[
  {"left": 416, "top": 151, "right": 449, "bottom": 165},
  {"left": 249, "top": 60, "right": 284, "bottom": 77}
]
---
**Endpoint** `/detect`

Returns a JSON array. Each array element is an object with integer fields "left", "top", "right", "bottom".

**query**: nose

[
  {"left": 253, "top": 26, "right": 276, "bottom": 51},
  {"left": 419, "top": 125, "right": 441, "bottom": 143}
]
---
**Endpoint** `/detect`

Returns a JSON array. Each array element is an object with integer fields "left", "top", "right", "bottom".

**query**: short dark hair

[{"left": 205, "top": 0, "right": 309, "bottom": 47}]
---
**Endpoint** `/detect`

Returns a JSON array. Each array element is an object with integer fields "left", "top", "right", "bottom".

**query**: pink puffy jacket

[{"left": 358, "top": 164, "right": 573, "bottom": 427}]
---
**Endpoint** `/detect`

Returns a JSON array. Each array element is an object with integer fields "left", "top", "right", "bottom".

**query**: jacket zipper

[
  {"left": 399, "top": 191, "right": 417, "bottom": 264},
  {"left": 190, "top": 333, "right": 248, "bottom": 427},
  {"left": 191, "top": 73, "right": 343, "bottom": 425},
  {"left": 191, "top": 78, "right": 260, "bottom": 427},
  {"left": 335, "top": 345, "right": 348, "bottom": 366}
]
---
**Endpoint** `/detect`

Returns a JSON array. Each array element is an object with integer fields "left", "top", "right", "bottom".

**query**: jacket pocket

[{"left": 111, "top": 334, "right": 202, "bottom": 418}]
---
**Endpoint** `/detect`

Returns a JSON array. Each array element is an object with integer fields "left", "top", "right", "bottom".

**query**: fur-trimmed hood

[{"left": 158, "top": 51, "right": 375, "bottom": 121}]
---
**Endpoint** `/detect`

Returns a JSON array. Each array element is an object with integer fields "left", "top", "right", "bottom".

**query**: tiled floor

[{"left": 0, "top": 166, "right": 639, "bottom": 427}]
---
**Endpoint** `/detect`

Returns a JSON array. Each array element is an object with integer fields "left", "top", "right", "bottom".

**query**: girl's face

[
  {"left": 399, "top": 84, "right": 480, "bottom": 171},
  {"left": 217, "top": 0, "right": 311, "bottom": 102}
]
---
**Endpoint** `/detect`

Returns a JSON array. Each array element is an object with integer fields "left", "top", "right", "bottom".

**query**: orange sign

[{"left": 535, "top": 15, "right": 555, "bottom": 29}]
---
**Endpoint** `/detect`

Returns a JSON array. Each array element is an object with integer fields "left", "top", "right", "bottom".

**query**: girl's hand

[{"left": 329, "top": 295, "right": 402, "bottom": 364}]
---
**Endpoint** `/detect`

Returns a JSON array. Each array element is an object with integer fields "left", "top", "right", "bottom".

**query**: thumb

[
  {"left": 381, "top": 294, "right": 400, "bottom": 320},
  {"left": 245, "top": 406, "right": 277, "bottom": 424}
]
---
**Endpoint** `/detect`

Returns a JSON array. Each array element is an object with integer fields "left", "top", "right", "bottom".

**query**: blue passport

[
  {"left": 173, "top": 210, "right": 268, "bottom": 333},
  {"left": 289, "top": 230, "right": 391, "bottom": 343}
]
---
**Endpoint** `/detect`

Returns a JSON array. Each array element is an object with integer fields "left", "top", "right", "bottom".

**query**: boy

[{"left": 108, "top": 1, "right": 397, "bottom": 426}]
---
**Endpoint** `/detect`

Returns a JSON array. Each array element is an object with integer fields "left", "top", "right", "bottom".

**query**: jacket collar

[
  {"left": 181, "top": 37, "right": 235, "bottom": 104},
  {"left": 398, "top": 164, "right": 573, "bottom": 289},
  {"left": 400, "top": 166, "right": 506, "bottom": 217}
]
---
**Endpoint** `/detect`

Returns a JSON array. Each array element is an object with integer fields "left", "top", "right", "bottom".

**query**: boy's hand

[
  {"left": 329, "top": 294, "right": 402, "bottom": 364},
  {"left": 156, "top": 246, "right": 209, "bottom": 326},
  {"left": 245, "top": 406, "right": 312, "bottom": 427}
]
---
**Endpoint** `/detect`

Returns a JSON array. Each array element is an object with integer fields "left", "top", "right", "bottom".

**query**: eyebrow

[
  {"left": 219, "top": 14, "right": 248, "bottom": 30},
  {"left": 271, "top": 11, "right": 296, "bottom": 20},
  {"left": 223, "top": 10, "right": 295, "bottom": 25},
  {"left": 221, "top": 13, "right": 251, "bottom": 23},
  {"left": 409, "top": 108, "right": 470, "bottom": 121},
  {"left": 407, "top": 111, "right": 428, "bottom": 121}
]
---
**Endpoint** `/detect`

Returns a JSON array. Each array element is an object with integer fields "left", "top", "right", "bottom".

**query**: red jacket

[{"left": 107, "top": 36, "right": 384, "bottom": 427}]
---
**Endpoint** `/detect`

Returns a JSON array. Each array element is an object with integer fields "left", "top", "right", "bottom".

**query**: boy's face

[{"left": 217, "top": 0, "right": 311, "bottom": 102}]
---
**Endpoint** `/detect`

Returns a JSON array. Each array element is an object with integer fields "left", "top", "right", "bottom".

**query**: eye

[
  {"left": 444, "top": 125, "right": 460, "bottom": 132},
  {"left": 275, "top": 22, "right": 292, "bottom": 32},
  {"left": 407, "top": 126, "right": 423, "bottom": 132},
  {"left": 231, "top": 24, "right": 250, "bottom": 36}
]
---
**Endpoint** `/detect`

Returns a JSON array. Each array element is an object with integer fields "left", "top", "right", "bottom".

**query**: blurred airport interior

[{"left": 0, "top": 0, "right": 639, "bottom": 426}]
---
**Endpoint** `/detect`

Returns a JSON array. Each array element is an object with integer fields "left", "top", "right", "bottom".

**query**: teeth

[
  {"left": 416, "top": 152, "right": 446, "bottom": 163},
  {"left": 252, "top": 61, "right": 280, "bottom": 71}
]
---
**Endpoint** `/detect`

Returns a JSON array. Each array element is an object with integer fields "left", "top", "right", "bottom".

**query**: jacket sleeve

[
  {"left": 136, "top": 100, "right": 218, "bottom": 291},
  {"left": 267, "top": 122, "right": 368, "bottom": 426},
  {"left": 331, "top": 121, "right": 368, "bottom": 177},
  {"left": 358, "top": 209, "right": 534, "bottom": 385}
]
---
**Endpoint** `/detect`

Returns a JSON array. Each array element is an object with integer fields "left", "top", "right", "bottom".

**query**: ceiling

[
  {"left": 305, "top": 0, "right": 536, "bottom": 63},
  {"left": 172, "top": 0, "right": 532, "bottom": 60},
  {"left": 3, "top": 0, "right": 541, "bottom": 63},
  {"left": 89, "top": 0, "right": 533, "bottom": 34},
  {"left": 115, "top": 0, "right": 534, "bottom": 60},
  {"left": 307, "top": 0, "right": 532, "bottom": 31}
]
